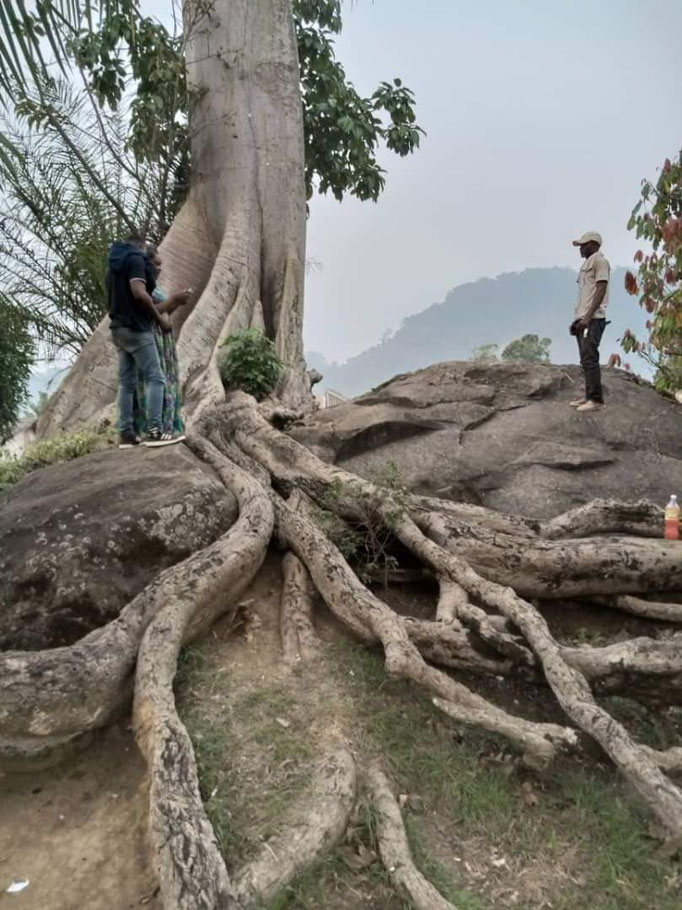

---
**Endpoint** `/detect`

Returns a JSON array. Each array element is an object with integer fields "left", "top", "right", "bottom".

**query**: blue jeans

[{"left": 111, "top": 326, "right": 166, "bottom": 433}]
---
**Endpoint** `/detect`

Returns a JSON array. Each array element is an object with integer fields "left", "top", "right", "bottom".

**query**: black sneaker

[
  {"left": 143, "top": 428, "right": 182, "bottom": 448},
  {"left": 119, "top": 430, "right": 141, "bottom": 449}
]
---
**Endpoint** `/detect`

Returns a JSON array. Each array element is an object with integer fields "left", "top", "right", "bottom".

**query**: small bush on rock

[
  {"left": 0, "top": 425, "right": 115, "bottom": 492},
  {"left": 218, "top": 329, "right": 283, "bottom": 401}
]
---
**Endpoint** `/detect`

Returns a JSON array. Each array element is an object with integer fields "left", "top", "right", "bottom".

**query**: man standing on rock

[
  {"left": 107, "top": 231, "right": 179, "bottom": 449},
  {"left": 569, "top": 231, "right": 610, "bottom": 412}
]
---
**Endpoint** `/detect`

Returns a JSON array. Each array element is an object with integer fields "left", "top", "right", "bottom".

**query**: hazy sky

[
  {"left": 146, "top": 1, "right": 682, "bottom": 362},
  {"left": 303, "top": 0, "right": 682, "bottom": 360}
]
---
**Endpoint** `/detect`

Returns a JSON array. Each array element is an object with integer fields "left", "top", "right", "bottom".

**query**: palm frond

[
  {"left": 0, "top": 68, "right": 172, "bottom": 358},
  {"left": 0, "top": 1, "right": 129, "bottom": 98}
]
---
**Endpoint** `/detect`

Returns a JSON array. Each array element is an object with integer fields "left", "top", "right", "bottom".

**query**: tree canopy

[
  {"left": 501, "top": 333, "right": 551, "bottom": 363},
  {"left": 471, "top": 335, "right": 552, "bottom": 364},
  {"left": 0, "top": 0, "right": 424, "bottom": 203}
]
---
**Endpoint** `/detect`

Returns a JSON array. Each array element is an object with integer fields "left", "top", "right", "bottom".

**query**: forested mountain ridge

[{"left": 308, "top": 266, "right": 647, "bottom": 396}]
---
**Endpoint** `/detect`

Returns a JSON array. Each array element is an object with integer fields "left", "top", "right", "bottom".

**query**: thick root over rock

[
  {"left": 133, "top": 434, "right": 274, "bottom": 909},
  {"left": 7, "top": 391, "right": 682, "bottom": 907}
]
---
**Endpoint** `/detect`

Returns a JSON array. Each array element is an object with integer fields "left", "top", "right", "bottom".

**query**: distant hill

[{"left": 307, "top": 267, "right": 649, "bottom": 397}]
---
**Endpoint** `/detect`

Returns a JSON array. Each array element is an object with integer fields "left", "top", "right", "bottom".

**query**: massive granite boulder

[
  {"left": 0, "top": 445, "right": 237, "bottom": 650},
  {"left": 291, "top": 361, "right": 682, "bottom": 519},
  {"left": 3, "top": 361, "right": 680, "bottom": 652}
]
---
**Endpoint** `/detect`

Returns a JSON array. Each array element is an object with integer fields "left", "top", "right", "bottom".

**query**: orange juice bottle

[{"left": 664, "top": 495, "right": 680, "bottom": 540}]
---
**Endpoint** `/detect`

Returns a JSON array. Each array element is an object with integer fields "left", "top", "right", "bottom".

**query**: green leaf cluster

[
  {"left": 0, "top": 0, "right": 423, "bottom": 206},
  {"left": 0, "top": 305, "right": 34, "bottom": 443},
  {"left": 295, "top": 1, "right": 424, "bottom": 201},
  {"left": 501, "top": 333, "right": 551, "bottom": 363},
  {"left": 0, "top": 423, "right": 114, "bottom": 491},
  {"left": 315, "top": 463, "right": 410, "bottom": 585},
  {"left": 470, "top": 335, "right": 552, "bottom": 364},
  {"left": 623, "top": 150, "right": 682, "bottom": 392},
  {"left": 218, "top": 329, "right": 284, "bottom": 401}
]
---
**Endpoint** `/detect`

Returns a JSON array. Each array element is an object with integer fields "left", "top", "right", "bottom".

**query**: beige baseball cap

[{"left": 572, "top": 231, "right": 602, "bottom": 247}]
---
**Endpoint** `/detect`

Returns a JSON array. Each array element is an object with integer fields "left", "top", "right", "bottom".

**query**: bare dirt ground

[
  {"left": 2, "top": 550, "right": 682, "bottom": 909},
  {"left": 0, "top": 724, "right": 160, "bottom": 910}
]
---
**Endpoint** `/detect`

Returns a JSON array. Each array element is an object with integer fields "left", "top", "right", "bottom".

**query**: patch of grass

[
  {"left": 177, "top": 636, "right": 681, "bottom": 909},
  {"left": 602, "top": 695, "right": 678, "bottom": 751},
  {"left": 327, "top": 640, "right": 682, "bottom": 910},
  {"left": 266, "top": 853, "right": 366, "bottom": 910},
  {"left": 405, "top": 815, "right": 487, "bottom": 909},
  {"left": 178, "top": 642, "right": 318, "bottom": 867},
  {"left": 191, "top": 714, "right": 240, "bottom": 854},
  {"left": 0, "top": 424, "right": 115, "bottom": 491},
  {"left": 266, "top": 802, "right": 402, "bottom": 910}
]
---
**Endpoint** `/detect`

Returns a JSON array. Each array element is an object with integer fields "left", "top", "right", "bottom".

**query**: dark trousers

[{"left": 576, "top": 318, "right": 606, "bottom": 403}]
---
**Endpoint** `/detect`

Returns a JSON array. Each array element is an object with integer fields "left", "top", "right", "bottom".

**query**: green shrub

[
  {"left": 218, "top": 329, "right": 283, "bottom": 401},
  {"left": 0, "top": 425, "right": 115, "bottom": 492},
  {"left": 0, "top": 306, "right": 34, "bottom": 443},
  {"left": 313, "top": 464, "right": 410, "bottom": 585}
]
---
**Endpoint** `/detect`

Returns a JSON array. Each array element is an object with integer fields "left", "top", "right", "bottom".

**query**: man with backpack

[{"left": 107, "top": 231, "right": 179, "bottom": 449}]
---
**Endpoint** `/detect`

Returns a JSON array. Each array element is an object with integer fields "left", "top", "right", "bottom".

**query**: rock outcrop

[
  {"left": 0, "top": 445, "right": 237, "bottom": 650},
  {"left": 290, "top": 361, "right": 682, "bottom": 518},
  {"left": 3, "top": 361, "right": 680, "bottom": 651}
]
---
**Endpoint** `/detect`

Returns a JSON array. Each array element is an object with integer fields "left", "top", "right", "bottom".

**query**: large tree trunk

[
  {"left": 13, "top": 3, "right": 682, "bottom": 906},
  {"left": 37, "top": 0, "right": 309, "bottom": 439}
]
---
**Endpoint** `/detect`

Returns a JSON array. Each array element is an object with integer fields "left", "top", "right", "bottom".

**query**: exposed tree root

[
  {"left": 409, "top": 623, "right": 682, "bottom": 702},
  {"left": 211, "top": 394, "right": 682, "bottom": 833},
  {"left": 280, "top": 551, "right": 321, "bottom": 662},
  {"left": 539, "top": 499, "right": 664, "bottom": 540},
  {"left": 366, "top": 764, "right": 457, "bottom": 910},
  {"left": 7, "top": 390, "right": 682, "bottom": 907},
  {"left": 0, "top": 511, "right": 264, "bottom": 763},
  {"left": 390, "top": 514, "right": 682, "bottom": 837},
  {"left": 426, "top": 498, "right": 662, "bottom": 543},
  {"left": 132, "top": 434, "right": 274, "bottom": 910},
  {"left": 593, "top": 594, "right": 682, "bottom": 623},
  {"left": 401, "top": 617, "right": 516, "bottom": 677},
  {"left": 418, "top": 509, "right": 682, "bottom": 599},
  {"left": 436, "top": 578, "right": 467, "bottom": 622},
  {"left": 643, "top": 745, "right": 682, "bottom": 775},
  {"left": 272, "top": 494, "right": 576, "bottom": 770},
  {"left": 232, "top": 746, "right": 357, "bottom": 907},
  {"left": 222, "top": 394, "right": 682, "bottom": 599},
  {"left": 561, "top": 636, "right": 682, "bottom": 700}
]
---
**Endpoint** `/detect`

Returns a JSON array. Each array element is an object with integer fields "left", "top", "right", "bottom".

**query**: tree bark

[
  {"left": 366, "top": 764, "right": 456, "bottom": 910},
  {"left": 10, "top": 0, "right": 682, "bottom": 897},
  {"left": 37, "top": 0, "right": 309, "bottom": 440},
  {"left": 133, "top": 434, "right": 274, "bottom": 910}
]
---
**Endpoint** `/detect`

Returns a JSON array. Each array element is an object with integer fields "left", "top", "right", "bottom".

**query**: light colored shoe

[
  {"left": 576, "top": 400, "right": 604, "bottom": 413},
  {"left": 144, "top": 429, "right": 182, "bottom": 447},
  {"left": 569, "top": 398, "right": 587, "bottom": 408}
]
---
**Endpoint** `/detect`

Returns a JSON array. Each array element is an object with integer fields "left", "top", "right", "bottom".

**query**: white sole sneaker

[{"left": 144, "top": 437, "right": 182, "bottom": 448}]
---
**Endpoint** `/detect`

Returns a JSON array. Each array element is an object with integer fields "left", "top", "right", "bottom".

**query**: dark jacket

[{"left": 106, "top": 242, "right": 155, "bottom": 332}]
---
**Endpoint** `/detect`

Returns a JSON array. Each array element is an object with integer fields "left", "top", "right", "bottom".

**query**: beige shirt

[{"left": 574, "top": 250, "right": 610, "bottom": 319}]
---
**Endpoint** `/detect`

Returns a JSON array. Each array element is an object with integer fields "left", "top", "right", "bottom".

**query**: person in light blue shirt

[{"left": 132, "top": 245, "right": 193, "bottom": 441}]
